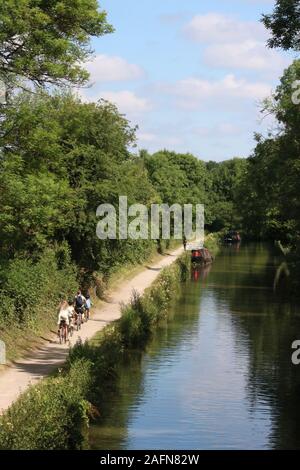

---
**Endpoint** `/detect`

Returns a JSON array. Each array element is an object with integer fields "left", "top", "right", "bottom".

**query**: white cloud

[
  {"left": 97, "top": 90, "right": 152, "bottom": 115},
  {"left": 204, "top": 40, "right": 289, "bottom": 72},
  {"left": 167, "top": 74, "right": 271, "bottom": 110},
  {"left": 184, "top": 13, "right": 266, "bottom": 44},
  {"left": 85, "top": 54, "right": 145, "bottom": 82},
  {"left": 183, "top": 13, "right": 288, "bottom": 76}
]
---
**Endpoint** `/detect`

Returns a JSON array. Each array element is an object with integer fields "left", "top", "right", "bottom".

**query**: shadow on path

[{"left": 13, "top": 345, "right": 67, "bottom": 378}]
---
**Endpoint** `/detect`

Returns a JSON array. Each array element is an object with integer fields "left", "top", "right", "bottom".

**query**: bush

[
  {"left": 204, "top": 233, "right": 221, "bottom": 257},
  {"left": 0, "top": 245, "right": 78, "bottom": 338},
  {"left": 119, "top": 260, "right": 185, "bottom": 348},
  {"left": 0, "top": 359, "right": 92, "bottom": 450},
  {"left": 176, "top": 252, "right": 191, "bottom": 281}
]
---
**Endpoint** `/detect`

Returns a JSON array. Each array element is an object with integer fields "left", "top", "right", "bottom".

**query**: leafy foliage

[
  {"left": 0, "top": 0, "right": 113, "bottom": 89},
  {"left": 238, "top": 61, "right": 300, "bottom": 245},
  {"left": 262, "top": 0, "right": 300, "bottom": 51},
  {"left": 0, "top": 359, "right": 93, "bottom": 450},
  {"left": 206, "top": 158, "right": 247, "bottom": 232},
  {"left": 0, "top": 245, "right": 77, "bottom": 329}
]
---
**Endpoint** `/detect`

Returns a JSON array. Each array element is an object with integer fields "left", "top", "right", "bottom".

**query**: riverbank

[{"left": 0, "top": 250, "right": 192, "bottom": 449}]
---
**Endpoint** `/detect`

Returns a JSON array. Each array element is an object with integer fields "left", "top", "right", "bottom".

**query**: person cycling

[
  {"left": 57, "top": 300, "right": 71, "bottom": 343},
  {"left": 74, "top": 290, "right": 86, "bottom": 327},
  {"left": 85, "top": 293, "right": 92, "bottom": 321}
]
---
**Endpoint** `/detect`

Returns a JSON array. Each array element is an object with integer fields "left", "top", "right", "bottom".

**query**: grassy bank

[
  {"left": 204, "top": 232, "right": 221, "bottom": 257},
  {"left": 0, "top": 252, "right": 191, "bottom": 450}
]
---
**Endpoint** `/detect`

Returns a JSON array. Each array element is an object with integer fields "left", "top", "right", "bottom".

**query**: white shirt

[{"left": 58, "top": 308, "right": 71, "bottom": 326}]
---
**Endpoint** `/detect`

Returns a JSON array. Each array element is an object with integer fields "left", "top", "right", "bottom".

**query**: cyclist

[
  {"left": 74, "top": 290, "right": 86, "bottom": 328},
  {"left": 85, "top": 292, "right": 92, "bottom": 321},
  {"left": 57, "top": 300, "right": 71, "bottom": 342}
]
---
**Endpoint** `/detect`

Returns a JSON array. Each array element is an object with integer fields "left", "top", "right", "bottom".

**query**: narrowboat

[
  {"left": 191, "top": 248, "right": 213, "bottom": 264},
  {"left": 224, "top": 230, "right": 241, "bottom": 243}
]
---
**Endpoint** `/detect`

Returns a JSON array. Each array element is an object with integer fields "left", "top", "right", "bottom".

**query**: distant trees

[
  {"left": 143, "top": 150, "right": 211, "bottom": 210},
  {"left": 206, "top": 158, "right": 247, "bottom": 232}
]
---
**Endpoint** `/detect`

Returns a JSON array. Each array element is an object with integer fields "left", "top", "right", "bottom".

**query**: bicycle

[
  {"left": 82, "top": 306, "right": 89, "bottom": 323},
  {"left": 75, "top": 309, "right": 82, "bottom": 331},
  {"left": 68, "top": 317, "right": 75, "bottom": 338},
  {"left": 58, "top": 320, "right": 68, "bottom": 344},
  {"left": 85, "top": 307, "right": 90, "bottom": 322}
]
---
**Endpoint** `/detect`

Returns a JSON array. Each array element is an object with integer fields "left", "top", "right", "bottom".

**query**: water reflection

[
  {"left": 191, "top": 263, "right": 212, "bottom": 283},
  {"left": 90, "top": 243, "right": 300, "bottom": 450}
]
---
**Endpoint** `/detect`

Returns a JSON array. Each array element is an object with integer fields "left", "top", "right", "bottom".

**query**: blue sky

[{"left": 81, "top": 0, "right": 293, "bottom": 161}]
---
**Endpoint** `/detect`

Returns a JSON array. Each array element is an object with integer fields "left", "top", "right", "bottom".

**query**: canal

[{"left": 90, "top": 243, "right": 300, "bottom": 450}]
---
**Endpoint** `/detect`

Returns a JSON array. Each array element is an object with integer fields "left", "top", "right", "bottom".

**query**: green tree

[
  {"left": 143, "top": 150, "right": 213, "bottom": 224},
  {"left": 262, "top": 0, "right": 300, "bottom": 51},
  {"left": 0, "top": 154, "right": 78, "bottom": 256},
  {"left": 206, "top": 158, "right": 247, "bottom": 232},
  {"left": 0, "top": 0, "right": 113, "bottom": 89},
  {"left": 0, "top": 91, "right": 159, "bottom": 273},
  {"left": 237, "top": 61, "right": 300, "bottom": 244}
]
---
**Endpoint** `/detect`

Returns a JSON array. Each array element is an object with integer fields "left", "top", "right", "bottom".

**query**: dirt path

[{"left": 0, "top": 246, "right": 184, "bottom": 413}]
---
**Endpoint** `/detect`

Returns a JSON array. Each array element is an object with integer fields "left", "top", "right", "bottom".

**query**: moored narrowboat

[
  {"left": 224, "top": 230, "right": 241, "bottom": 244},
  {"left": 191, "top": 248, "right": 213, "bottom": 264}
]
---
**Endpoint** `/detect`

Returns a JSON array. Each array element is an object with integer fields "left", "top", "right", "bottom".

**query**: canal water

[{"left": 90, "top": 244, "right": 300, "bottom": 450}]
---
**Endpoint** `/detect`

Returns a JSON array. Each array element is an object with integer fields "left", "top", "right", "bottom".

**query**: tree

[
  {"left": 206, "top": 158, "right": 248, "bottom": 232},
  {"left": 268, "top": 59, "right": 300, "bottom": 132},
  {"left": 237, "top": 61, "right": 300, "bottom": 243},
  {"left": 0, "top": 91, "right": 159, "bottom": 272},
  {"left": 262, "top": 0, "right": 300, "bottom": 51},
  {"left": 0, "top": 0, "right": 113, "bottom": 89},
  {"left": 143, "top": 150, "right": 214, "bottom": 228},
  {"left": 0, "top": 154, "right": 78, "bottom": 256}
]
